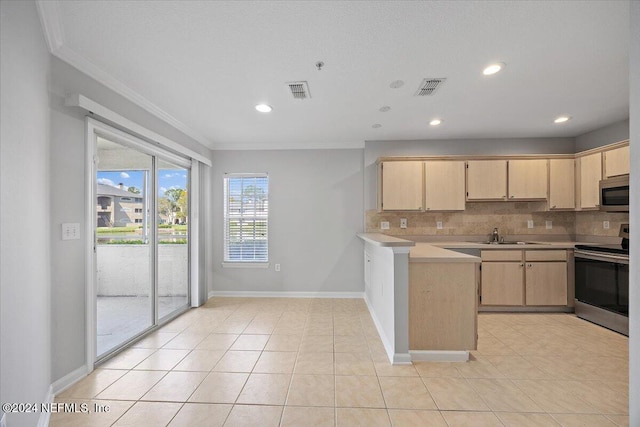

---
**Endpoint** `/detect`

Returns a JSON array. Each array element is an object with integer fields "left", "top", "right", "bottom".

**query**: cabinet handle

[
  {"left": 503, "top": 196, "right": 507, "bottom": 199},
  {"left": 519, "top": 263, "right": 524, "bottom": 267},
  {"left": 552, "top": 205, "right": 557, "bottom": 209},
  {"left": 510, "top": 195, "right": 514, "bottom": 199},
  {"left": 527, "top": 263, "right": 532, "bottom": 268}
]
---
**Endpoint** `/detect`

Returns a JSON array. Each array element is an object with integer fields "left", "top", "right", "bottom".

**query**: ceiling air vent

[
  {"left": 414, "top": 78, "right": 446, "bottom": 96},
  {"left": 286, "top": 81, "right": 311, "bottom": 99}
]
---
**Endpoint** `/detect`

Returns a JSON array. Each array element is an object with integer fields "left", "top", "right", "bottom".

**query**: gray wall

[
  {"left": 629, "top": 2, "right": 639, "bottom": 424},
  {"left": 0, "top": 2, "right": 52, "bottom": 426},
  {"left": 575, "top": 119, "right": 630, "bottom": 152},
  {"left": 49, "top": 59, "right": 212, "bottom": 381},
  {"left": 211, "top": 149, "right": 364, "bottom": 294},
  {"left": 364, "top": 137, "right": 575, "bottom": 210}
]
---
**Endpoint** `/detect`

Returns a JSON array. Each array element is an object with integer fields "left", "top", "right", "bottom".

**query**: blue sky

[{"left": 97, "top": 169, "right": 187, "bottom": 196}]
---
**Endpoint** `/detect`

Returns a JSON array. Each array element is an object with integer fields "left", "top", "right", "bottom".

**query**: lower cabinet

[
  {"left": 480, "top": 262, "right": 524, "bottom": 305},
  {"left": 481, "top": 249, "right": 568, "bottom": 307},
  {"left": 525, "top": 261, "right": 568, "bottom": 306}
]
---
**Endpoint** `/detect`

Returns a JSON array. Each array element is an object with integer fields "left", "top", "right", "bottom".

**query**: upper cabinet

[
  {"left": 577, "top": 152, "right": 603, "bottom": 210},
  {"left": 466, "top": 160, "right": 508, "bottom": 201},
  {"left": 379, "top": 161, "right": 423, "bottom": 211},
  {"left": 548, "top": 158, "right": 575, "bottom": 210},
  {"left": 603, "top": 145, "right": 630, "bottom": 178},
  {"left": 507, "top": 159, "right": 548, "bottom": 200},
  {"left": 424, "top": 161, "right": 466, "bottom": 211}
]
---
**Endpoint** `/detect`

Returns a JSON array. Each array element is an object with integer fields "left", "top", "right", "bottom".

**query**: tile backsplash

[{"left": 366, "top": 202, "right": 628, "bottom": 239}]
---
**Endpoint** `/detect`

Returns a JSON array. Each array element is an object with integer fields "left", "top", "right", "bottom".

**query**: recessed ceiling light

[
  {"left": 429, "top": 119, "right": 442, "bottom": 126},
  {"left": 255, "top": 104, "right": 272, "bottom": 113},
  {"left": 483, "top": 62, "right": 505, "bottom": 76},
  {"left": 379, "top": 106, "right": 391, "bottom": 112},
  {"left": 372, "top": 124, "right": 382, "bottom": 128},
  {"left": 554, "top": 116, "right": 571, "bottom": 124},
  {"left": 389, "top": 80, "right": 404, "bottom": 89}
]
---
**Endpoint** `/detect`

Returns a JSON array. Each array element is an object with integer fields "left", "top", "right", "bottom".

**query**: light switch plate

[
  {"left": 380, "top": 221, "right": 390, "bottom": 230},
  {"left": 527, "top": 220, "right": 534, "bottom": 229},
  {"left": 400, "top": 218, "right": 407, "bottom": 229},
  {"left": 275, "top": 264, "right": 281, "bottom": 271},
  {"left": 546, "top": 220, "right": 553, "bottom": 230},
  {"left": 436, "top": 221, "right": 443, "bottom": 230},
  {"left": 603, "top": 221, "right": 610, "bottom": 229},
  {"left": 62, "top": 223, "right": 80, "bottom": 240}
]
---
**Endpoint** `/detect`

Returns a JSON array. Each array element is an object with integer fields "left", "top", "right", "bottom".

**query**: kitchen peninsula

[{"left": 358, "top": 233, "right": 481, "bottom": 364}]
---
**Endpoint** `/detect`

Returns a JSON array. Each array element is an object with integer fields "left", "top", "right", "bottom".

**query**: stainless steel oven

[
  {"left": 574, "top": 224, "right": 629, "bottom": 336},
  {"left": 599, "top": 175, "right": 629, "bottom": 212}
]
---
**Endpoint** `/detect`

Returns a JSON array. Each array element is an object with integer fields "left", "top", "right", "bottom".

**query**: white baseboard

[
  {"left": 51, "top": 365, "right": 90, "bottom": 395},
  {"left": 363, "top": 293, "right": 411, "bottom": 365},
  {"left": 208, "top": 290, "right": 364, "bottom": 299},
  {"left": 37, "top": 385, "right": 54, "bottom": 427},
  {"left": 1, "top": 413, "right": 6, "bottom": 427},
  {"left": 409, "top": 350, "right": 470, "bottom": 362}
]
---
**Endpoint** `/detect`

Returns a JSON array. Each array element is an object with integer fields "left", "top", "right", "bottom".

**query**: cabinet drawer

[
  {"left": 481, "top": 250, "right": 523, "bottom": 262},
  {"left": 525, "top": 250, "right": 567, "bottom": 262}
]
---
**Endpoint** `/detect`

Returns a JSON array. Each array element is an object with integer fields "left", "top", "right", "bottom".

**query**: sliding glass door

[{"left": 93, "top": 128, "right": 190, "bottom": 361}]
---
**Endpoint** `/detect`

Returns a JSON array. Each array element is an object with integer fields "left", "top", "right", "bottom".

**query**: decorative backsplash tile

[{"left": 366, "top": 202, "right": 628, "bottom": 239}]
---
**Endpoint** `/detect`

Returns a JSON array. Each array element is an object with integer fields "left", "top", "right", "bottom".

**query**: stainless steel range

[{"left": 574, "top": 224, "right": 629, "bottom": 336}]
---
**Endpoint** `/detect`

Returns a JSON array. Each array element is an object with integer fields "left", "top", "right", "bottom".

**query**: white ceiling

[{"left": 39, "top": 1, "right": 630, "bottom": 150}]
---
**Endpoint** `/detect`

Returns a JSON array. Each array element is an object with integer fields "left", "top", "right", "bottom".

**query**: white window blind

[{"left": 224, "top": 173, "right": 269, "bottom": 263}]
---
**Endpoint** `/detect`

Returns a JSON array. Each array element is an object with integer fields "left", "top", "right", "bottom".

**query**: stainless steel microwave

[{"left": 599, "top": 175, "right": 629, "bottom": 212}]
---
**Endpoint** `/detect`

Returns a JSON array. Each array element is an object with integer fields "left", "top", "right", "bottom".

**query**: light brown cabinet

[
  {"left": 409, "top": 262, "right": 478, "bottom": 351},
  {"left": 603, "top": 145, "right": 630, "bottom": 178},
  {"left": 577, "top": 152, "right": 602, "bottom": 209},
  {"left": 481, "top": 261, "right": 524, "bottom": 305},
  {"left": 480, "top": 249, "right": 568, "bottom": 307},
  {"left": 424, "top": 161, "right": 466, "bottom": 211},
  {"left": 549, "top": 158, "right": 575, "bottom": 210},
  {"left": 380, "top": 161, "right": 423, "bottom": 211},
  {"left": 525, "top": 262, "right": 568, "bottom": 306},
  {"left": 508, "top": 159, "right": 548, "bottom": 200},
  {"left": 466, "top": 160, "right": 508, "bottom": 201}
]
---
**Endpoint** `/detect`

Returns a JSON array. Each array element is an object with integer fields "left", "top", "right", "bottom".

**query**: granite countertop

[
  {"left": 410, "top": 243, "right": 481, "bottom": 263},
  {"left": 359, "top": 233, "right": 586, "bottom": 263}
]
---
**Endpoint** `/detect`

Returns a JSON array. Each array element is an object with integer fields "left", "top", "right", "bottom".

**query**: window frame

[{"left": 222, "top": 173, "right": 269, "bottom": 268}]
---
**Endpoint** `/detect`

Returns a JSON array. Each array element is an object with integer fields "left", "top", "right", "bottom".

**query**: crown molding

[
  {"left": 211, "top": 140, "right": 365, "bottom": 151},
  {"left": 35, "top": 0, "right": 215, "bottom": 150}
]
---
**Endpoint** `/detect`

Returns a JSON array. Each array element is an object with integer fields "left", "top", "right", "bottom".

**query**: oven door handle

[{"left": 574, "top": 250, "right": 629, "bottom": 264}]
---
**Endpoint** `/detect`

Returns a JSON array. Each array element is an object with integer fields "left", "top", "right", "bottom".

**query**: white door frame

[{"left": 85, "top": 117, "right": 201, "bottom": 372}]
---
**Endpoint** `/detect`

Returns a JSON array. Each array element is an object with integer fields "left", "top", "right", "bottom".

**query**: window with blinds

[{"left": 224, "top": 173, "right": 269, "bottom": 263}]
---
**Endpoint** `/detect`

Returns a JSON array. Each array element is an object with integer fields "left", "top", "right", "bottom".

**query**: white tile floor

[{"left": 53, "top": 297, "right": 629, "bottom": 426}]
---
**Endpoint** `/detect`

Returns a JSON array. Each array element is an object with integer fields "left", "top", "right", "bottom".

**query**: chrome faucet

[{"left": 491, "top": 228, "right": 500, "bottom": 244}]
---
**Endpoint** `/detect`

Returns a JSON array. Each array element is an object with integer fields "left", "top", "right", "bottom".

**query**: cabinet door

[
  {"left": 525, "top": 262, "right": 567, "bottom": 305},
  {"left": 578, "top": 152, "right": 602, "bottom": 209},
  {"left": 481, "top": 262, "right": 524, "bottom": 305},
  {"left": 424, "top": 161, "right": 466, "bottom": 211},
  {"left": 549, "top": 158, "right": 575, "bottom": 209},
  {"left": 381, "top": 161, "right": 423, "bottom": 211},
  {"left": 508, "top": 159, "right": 548, "bottom": 200},
  {"left": 466, "top": 160, "right": 508, "bottom": 200},
  {"left": 604, "top": 146, "right": 630, "bottom": 178}
]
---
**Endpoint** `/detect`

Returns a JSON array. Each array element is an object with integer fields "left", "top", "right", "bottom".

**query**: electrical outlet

[
  {"left": 436, "top": 221, "right": 443, "bottom": 230},
  {"left": 603, "top": 221, "right": 610, "bottom": 229},
  {"left": 527, "top": 220, "right": 534, "bottom": 229},
  {"left": 400, "top": 218, "right": 407, "bottom": 229},
  {"left": 275, "top": 264, "right": 281, "bottom": 272},
  {"left": 380, "top": 221, "right": 390, "bottom": 230},
  {"left": 546, "top": 220, "right": 553, "bottom": 230},
  {"left": 62, "top": 223, "right": 80, "bottom": 240}
]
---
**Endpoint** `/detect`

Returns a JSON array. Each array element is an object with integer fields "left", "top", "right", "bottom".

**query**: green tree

[
  {"left": 127, "top": 186, "right": 140, "bottom": 194},
  {"left": 164, "top": 188, "right": 184, "bottom": 204}
]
